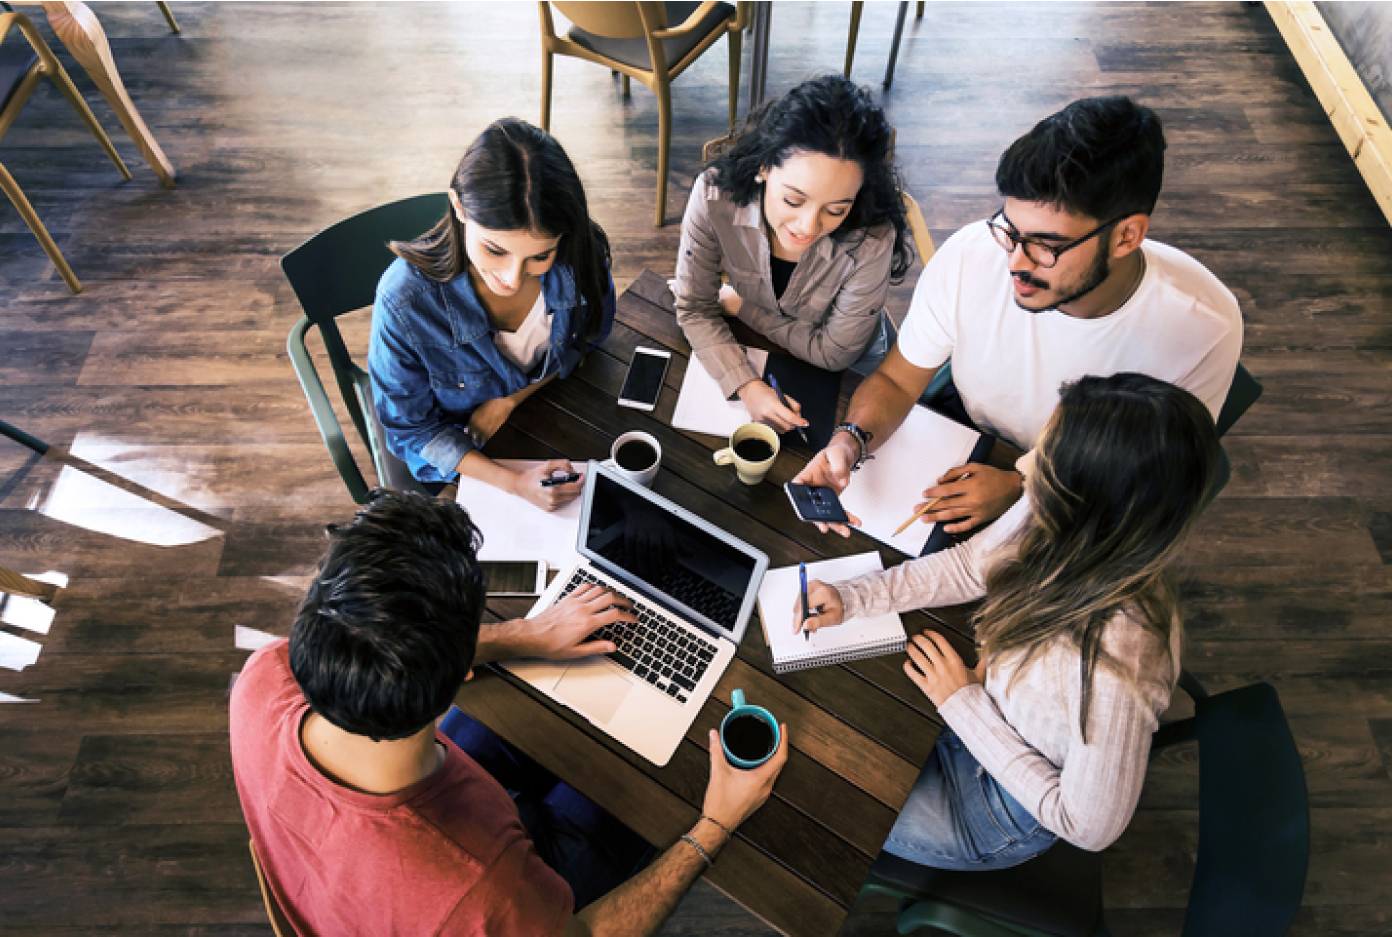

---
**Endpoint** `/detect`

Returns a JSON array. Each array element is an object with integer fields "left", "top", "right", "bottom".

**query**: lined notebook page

[
  {"left": 455, "top": 460, "right": 582, "bottom": 569},
  {"left": 841, "top": 406, "right": 981, "bottom": 556},
  {"left": 758, "top": 553, "right": 906, "bottom": 673},
  {"left": 671, "top": 348, "right": 768, "bottom": 438}
]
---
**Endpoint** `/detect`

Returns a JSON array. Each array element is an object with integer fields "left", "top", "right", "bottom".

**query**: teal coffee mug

[{"left": 720, "top": 689, "right": 780, "bottom": 768}]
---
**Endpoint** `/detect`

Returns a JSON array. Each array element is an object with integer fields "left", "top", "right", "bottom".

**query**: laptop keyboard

[{"left": 558, "top": 569, "right": 719, "bottom": 705}]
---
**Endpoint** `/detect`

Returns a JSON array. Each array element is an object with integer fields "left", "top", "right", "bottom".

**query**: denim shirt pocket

[{"left": 428, "top": 365, "right": 502, "bottom": 414}]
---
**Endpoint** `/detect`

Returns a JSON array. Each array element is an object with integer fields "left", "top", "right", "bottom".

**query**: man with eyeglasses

[{"left": 795, "top": 96, "right": 1241, "bottom": 536}]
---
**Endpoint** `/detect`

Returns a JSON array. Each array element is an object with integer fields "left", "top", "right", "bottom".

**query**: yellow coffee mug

[{"left": 713, "top": 422, "right": 780, "bottom": 485}]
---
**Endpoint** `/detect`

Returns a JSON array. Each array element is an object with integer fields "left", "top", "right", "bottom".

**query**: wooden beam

[{"left": 1265, "top": 1, "right": 1392, "bottom": 228}]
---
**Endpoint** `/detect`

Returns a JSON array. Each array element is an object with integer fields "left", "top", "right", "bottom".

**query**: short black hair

[
  {"left": 289, "top": 489, "right": 486, "bottom": 741},
  {"left": 996, "top": 96, "right": 1166, "bottom": 221}
]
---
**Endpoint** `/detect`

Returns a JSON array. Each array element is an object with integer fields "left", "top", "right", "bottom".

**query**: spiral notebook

[{"left": 756, "top": 553, "right": 906, "bottom": 674}]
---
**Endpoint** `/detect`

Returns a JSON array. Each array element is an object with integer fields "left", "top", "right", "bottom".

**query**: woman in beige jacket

[{"left": 673, "top": 75, "right": 913, "bottom": 431}]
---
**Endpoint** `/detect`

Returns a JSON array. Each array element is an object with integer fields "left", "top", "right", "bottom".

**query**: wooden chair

[
  {"left": 0, "top": 565, "right": 59, "bottom": 604},
  {"left": 539, "top": 2, "right": 747, "bottom": 226},
  {"left": 902, "top": 190, "right": 936, "bottom": 266},
  {"left": 248, "top": 839, "right": 294, "bottom": 937},
  {"left": 846, "top": 1, "right": 923, "bottom": 88},
  {"left": 0, "top": 10, "right": 130, "bottom": 293}
]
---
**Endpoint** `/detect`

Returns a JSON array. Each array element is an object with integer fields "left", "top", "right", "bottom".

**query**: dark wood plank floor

[{"left": 1, "top": 3, "right": 1390, "bottom": 934}]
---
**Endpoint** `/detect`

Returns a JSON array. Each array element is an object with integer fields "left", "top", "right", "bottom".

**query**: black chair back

[{"left": 280, "top": 194, "right": 448, "bottom": 502}]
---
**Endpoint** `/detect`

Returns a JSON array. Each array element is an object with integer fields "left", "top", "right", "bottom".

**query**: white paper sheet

[
  {"left": 758, "top": 553, "right": 906, "bottom": 672},
  {"left": 455, "top": 460, "right": 583, "bottom": 570},
  {"left": 840, "top": 406, "right": 982, "bottom": 556},
  {"left": 671, "top": 348, "right": 769, "bottom": 438}
]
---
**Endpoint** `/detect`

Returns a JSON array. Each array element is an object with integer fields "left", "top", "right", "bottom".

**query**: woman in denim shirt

[
  {"left": 370, "top": 119, "right": 614, "bottom": 509},
  {"left": 673, "top": 75, "right": 913, "bottom": 432}
]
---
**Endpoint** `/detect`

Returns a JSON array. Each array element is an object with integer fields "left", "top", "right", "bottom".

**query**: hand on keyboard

[{"left": 525, "top": 583, "right": 638, "bottom": 660}]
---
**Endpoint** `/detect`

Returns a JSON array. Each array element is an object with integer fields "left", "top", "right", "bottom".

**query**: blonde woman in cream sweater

[{"left": 802, "top": 372, "right": 1221, "bottom": 868}]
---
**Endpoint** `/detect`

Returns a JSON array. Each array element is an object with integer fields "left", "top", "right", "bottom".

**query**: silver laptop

[{"left": 502, "top": 460, "right": 769, "bottom": 766}]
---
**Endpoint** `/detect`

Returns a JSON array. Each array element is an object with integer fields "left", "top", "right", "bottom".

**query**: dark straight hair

[
  {"left": 390, "top": 118, "right": 612, "bottom": 344},
  {"left": 706, "top": 74, "right": 913, "bottom": 281},
  {"left": 996, "top": 96, "right": 1167, "bottom": 222},
  {"left": 975, "top": 373, "right": 1220, "bottom": 743},
  {"left": 289, "top": 489, "right": 487, "bottom": 742}
]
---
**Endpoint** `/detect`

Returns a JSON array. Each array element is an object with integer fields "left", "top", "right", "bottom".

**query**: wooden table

[{"left": 454, "top": 270, "right": 995, "bottom": 936}]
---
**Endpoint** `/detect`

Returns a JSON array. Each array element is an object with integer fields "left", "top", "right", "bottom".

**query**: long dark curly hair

[{"left": 706, "top": 74, "right": 912, "bottom": 281}]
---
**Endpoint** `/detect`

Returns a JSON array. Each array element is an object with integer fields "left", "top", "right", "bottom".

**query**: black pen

[
  {"left": 540, "top": 471, "right": 581, "bottom": 488},
  {"left": 768, "top": 374, "right": 810, "bottom": 445}
]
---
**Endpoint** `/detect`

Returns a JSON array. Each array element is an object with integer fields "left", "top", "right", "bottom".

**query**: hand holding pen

[
  {"left": 794, "top": 573, "right": 845, "bottom": 636},
  {"left": 893, "top": 472, "right": 974, "bottom": 536},
  {"left": 766, "top": 374, "right": 810, "bottom": 444}
]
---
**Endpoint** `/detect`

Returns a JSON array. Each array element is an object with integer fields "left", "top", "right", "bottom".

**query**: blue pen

[
  {"left": 768, "top": 373, "right": 811, "bottom": 445},
  {"left": 799, "top": 562, "right": 810, "bottom": 641}
]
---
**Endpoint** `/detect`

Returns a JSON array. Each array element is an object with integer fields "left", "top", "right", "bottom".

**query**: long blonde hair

[{"left": 974, "top": 373, "right": 1221, "bottom": 742}]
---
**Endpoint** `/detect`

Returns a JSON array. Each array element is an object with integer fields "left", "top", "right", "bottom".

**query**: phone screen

[
  {"left": 620, "top": 351, "right": 668, "bottom": 406},
  {"left": 482, "top": 561, "right": 543, "bottom": 595}
]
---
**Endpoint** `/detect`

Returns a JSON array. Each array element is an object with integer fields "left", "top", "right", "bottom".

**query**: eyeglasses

[{"left": 986, "top": 209, "right": 1127, "bottom": 268}]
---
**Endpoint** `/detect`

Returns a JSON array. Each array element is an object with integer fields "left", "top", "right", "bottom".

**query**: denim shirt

[{"left": 369, "top": 256, "right": 615, "bottom": 484}]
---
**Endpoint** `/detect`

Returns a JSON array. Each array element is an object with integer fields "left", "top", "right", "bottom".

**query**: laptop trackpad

[{"left": 554, "top": 659, "right": 633, "bottom": 725}]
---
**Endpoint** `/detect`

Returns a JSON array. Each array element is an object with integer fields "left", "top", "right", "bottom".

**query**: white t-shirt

[
  {"left": 493, "top": 290, "right": 550, "bottom": 375},
  {"left": 897, "top": 221, "right": 1243, "bottom": 450}
]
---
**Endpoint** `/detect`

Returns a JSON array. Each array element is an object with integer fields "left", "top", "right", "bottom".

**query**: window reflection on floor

[{"left": 21, "top": 437, "right": 224, "bottom": 548}]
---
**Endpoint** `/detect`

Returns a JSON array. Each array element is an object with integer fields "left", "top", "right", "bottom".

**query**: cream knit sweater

[{"left": 835, "top": 498, "right": 1180, "bottom": 851}]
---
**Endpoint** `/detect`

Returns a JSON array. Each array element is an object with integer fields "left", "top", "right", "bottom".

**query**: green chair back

[{"left": 281, "top": 194, "right": 448, "bottom": 503}]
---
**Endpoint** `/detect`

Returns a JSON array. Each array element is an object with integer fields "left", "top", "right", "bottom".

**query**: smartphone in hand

[{"left": 784, "top": 482, "right": 850, "bottom": 525}]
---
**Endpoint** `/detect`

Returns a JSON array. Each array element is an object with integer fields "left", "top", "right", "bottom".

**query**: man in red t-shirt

[{"left": 230, "top": 490, "right": 787, "bottom": 936}]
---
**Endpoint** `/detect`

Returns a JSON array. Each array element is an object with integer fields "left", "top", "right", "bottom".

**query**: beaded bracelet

[
  {"left": 681, "top": 833, "right": 713, "bottom": 868},
  {"left": 700, "top": 814, "right": 733, "bottom": 841}
]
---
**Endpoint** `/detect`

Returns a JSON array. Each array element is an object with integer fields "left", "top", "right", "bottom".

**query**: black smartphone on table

[{"left": 618, "top": 347, "right": 671, "bottom": 411}]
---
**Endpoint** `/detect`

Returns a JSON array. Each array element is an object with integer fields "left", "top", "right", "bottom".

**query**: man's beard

[{"left": 1013, "top": 248, "right": 1111, "bottom": 313}]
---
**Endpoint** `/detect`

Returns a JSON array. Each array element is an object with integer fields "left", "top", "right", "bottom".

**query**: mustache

[{"left": 1013, "top": 272, "right": 1048, "bottom": 289}]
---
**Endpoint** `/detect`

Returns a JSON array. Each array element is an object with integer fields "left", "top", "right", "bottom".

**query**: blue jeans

[
  {"left": 440, "top": 708, "right": 655, "bottom": 909},
  {"left": 884, "top": 728, "right": 1058, "bottom": 871}
]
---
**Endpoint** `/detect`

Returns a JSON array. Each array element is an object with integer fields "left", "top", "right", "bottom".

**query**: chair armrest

[
  {"left": 287, "top": 316, "right": 371, "bottom": 504},
  {"left": 651, "top": 1, "right": 728, "bottom": 39}
]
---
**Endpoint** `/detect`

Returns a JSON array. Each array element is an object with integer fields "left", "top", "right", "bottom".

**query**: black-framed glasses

[{"left": 986, "top": 209, "right": 1127, "bottom": 268}]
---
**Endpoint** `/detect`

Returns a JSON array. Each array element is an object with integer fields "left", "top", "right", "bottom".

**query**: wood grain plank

[{"left": 60, "top": 734, "right": 241, "bottom": 825}]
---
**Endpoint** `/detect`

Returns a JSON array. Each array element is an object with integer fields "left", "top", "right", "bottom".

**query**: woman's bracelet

[
  {"left": 680, "top": 833, "right": 714, "bottom": 868},
  {"left": 699, "top": 814, "right": 734, "bottom": 842}
]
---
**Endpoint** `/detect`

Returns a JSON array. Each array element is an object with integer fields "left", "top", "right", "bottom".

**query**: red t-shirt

[{"left": 229, "top": 641, "right": 573, "bottom": 936}]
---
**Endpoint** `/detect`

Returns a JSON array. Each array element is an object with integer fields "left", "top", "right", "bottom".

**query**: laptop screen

[{"left": 583, "top": 469, "right": 761, "bottom": 637}]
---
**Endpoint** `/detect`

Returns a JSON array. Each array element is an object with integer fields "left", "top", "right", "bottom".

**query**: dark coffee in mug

[
  {"left": 722, "top": 713, "right": 776, "bottom": 762},
  {"left": 733, "top": 438, "right": 774, "bottom": 463},
  {"left": 616, "top": 440, "right": 657, "bottom": 472}
]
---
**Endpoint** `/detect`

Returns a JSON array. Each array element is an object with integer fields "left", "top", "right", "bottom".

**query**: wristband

[
  {"left": 681, "top": 833, "right": 714, "bottom": 868},
  {"left": 831, "top": 422, "right": 874, "bottom": 471}
]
